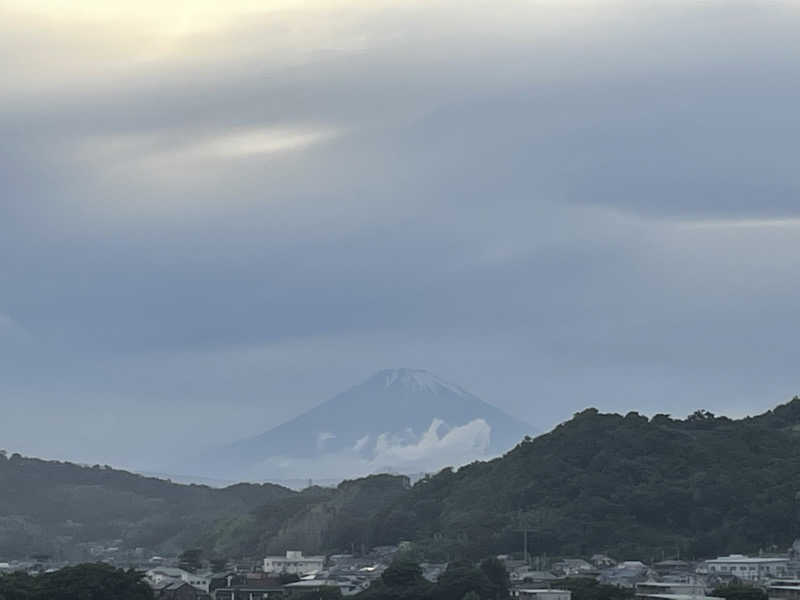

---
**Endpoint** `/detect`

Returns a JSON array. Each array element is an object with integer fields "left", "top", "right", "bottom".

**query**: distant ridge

[
  {"left": 196, "top": 368, "right": 532, "bottom": 480},
  {"left": 0, "top": 452, "right": 296, "bottom": 559}
]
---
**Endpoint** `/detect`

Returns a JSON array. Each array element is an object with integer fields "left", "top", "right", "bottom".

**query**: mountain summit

[{"left": 202, "top": 368, "right": 531, "bottom": 481}]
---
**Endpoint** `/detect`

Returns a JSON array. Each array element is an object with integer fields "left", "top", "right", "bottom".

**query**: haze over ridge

[{"left": 191, "top": 368, "right": 532, "bottom": 481}]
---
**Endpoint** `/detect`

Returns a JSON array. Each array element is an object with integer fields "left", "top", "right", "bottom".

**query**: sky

[{"left": 2, "top": 0, "right": 800, "bottom": 474}]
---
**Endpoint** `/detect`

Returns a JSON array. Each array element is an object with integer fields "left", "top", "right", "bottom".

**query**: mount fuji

[{"left": 199, "top": 368, "right": 532, "bottom": 481}]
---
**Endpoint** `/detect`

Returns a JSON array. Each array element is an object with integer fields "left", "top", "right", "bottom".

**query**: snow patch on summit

[{"left": 381, "top": 368, "right": 470, "bottom": 397}]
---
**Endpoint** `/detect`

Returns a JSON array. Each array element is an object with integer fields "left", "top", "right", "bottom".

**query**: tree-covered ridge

[
  {"left": 215, "top": 398, "right": 800, "bottom": 561},
  {"left": 203, "top": 474, "right": 411, "bottom": 557},
  {"left": 374, "top": 399, "right": 800, "bottom": 560},
  {"left": 5, "top": 398, "right": 800, "bottom": 562},
  {"left": 0, "top": 453, "right": 294, "bottom": 558}
]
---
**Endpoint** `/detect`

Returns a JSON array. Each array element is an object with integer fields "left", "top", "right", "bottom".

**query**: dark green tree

[
  {"left": 178, "top": 548, "right": 204, "bottom": 573},
  {"left": 0, "top": 564, "right": 153, "bottom": 600},
  {"left": 359, "top": 558, "right": 432, "bottom": 600},
  {"left": 382, "top": 559, "right": 427, "bottom": 588},
  {"left": 435, "top": 561, "right": 493, "bottom": 600},
  {"left": 479, "top": 558, "right": 510, "bottom": 600}
]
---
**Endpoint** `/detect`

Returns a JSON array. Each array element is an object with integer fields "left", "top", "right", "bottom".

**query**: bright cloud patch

[
  {"left": 372, "top": 418, "right": 490, "bottom": 470},
  {"left": 247, "top": 418, "right": 493, "bottom": 481},
  {"left": 200, "top": 128, "right": 336, "bottom": 159}
]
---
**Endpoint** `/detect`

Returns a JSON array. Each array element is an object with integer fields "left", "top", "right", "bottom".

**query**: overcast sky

[{"left": 2, "top": 0, "right": 800, "bottom": 473}]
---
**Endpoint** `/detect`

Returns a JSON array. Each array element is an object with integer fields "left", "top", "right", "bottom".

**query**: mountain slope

[
  {"left": 204, "top": 368, "right": 532, "bottom": 480},
  {"left": 0, "top": 453, "right": 295, "bottom": 559}
]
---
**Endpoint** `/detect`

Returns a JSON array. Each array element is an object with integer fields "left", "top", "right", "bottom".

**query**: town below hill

[{"left": 1, "top": 547, "right": 799, "bottom": 600}]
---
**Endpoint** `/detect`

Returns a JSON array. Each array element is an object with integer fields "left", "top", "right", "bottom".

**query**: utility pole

[
  {"left": 516, "top": 510, "right": 532, "bottom": 566},
  {"left": 524, "top": 529, "right": 529, "bottom": 566}
]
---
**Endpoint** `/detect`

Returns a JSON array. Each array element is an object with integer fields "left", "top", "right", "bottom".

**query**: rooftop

[
  {"left": 707, "top": 555, "right": 788, "bottom": 564},
  {"left": 768, "top": 587, "right": 800, "bottom": 591},
  {"left": 638, "top": 583, "right": 702, "bottom": 588},
  {"left": 636, "top": 595, "right": 722, "bottom": 600}
]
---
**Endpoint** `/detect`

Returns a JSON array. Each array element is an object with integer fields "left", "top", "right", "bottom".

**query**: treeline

[
  {"left": 358, "top": 557, "right": 511, "bottom": 600},
  {"left": 0, "top": 563, "right": 153, "bottom": 600},
  {"left": 357, "top": 559, "right": 634, "bottom": 600}
]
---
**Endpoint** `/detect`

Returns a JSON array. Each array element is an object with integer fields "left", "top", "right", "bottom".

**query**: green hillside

[
  {"left": 5, "top": 398, "right": 800, "bottom": 562},
  {"left": 208, "top": 398, "right": 800, "bottom": 561}
]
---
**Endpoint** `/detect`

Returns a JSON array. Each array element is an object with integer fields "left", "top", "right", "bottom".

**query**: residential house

[
  {"left": 264, "top": 552, "right": 325, "bottom": 576},
  {"left": 152, "top": 581, "right": 202, "bottom": 600},
  {"left": 147, "top": 568, "right": 211, "bottom": 592},
  {"left": 212, "top": 584, "right": 286, "bottom": 600},
  {"left": 284, "top": 578, "right": 362, "bottom": 596},
  {"left": 552, "top": 559, "right": 594, "bottom": 576},
  {"left": 602, "top": 561, "right": 653, "bottom": 588},
  {"left": 592, "top": 555, "right": 617, "bottom": 569},
  {"left": 209, "top": 573, "right": 247, "bottom": 593}
]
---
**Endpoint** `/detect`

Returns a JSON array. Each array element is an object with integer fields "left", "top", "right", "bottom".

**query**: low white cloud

[
  {"left": 352, "top": 435, "right": 370, "bottom": 453},
  {"left": 0, "top": 313, "right": 31, "bottom": 345},
  {"left": 244, "top": 418, "right": 493, "bottom": 481},
  {"left": 316, "top": 432, "right": 336, "bottom": 450},
  {"left": 373, "top": 418, "right": 490, "bottom": 470}
]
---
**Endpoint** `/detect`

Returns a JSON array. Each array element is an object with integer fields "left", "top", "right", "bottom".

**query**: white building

[
  {"left": 263, "top": 551, "right": 325, "bottom": 575},
  {"left": 700, "top": 555, "right": 790, "bottom": 581},
  {"left": 518, "top": 589, "right": 572, "bottom": 600}
]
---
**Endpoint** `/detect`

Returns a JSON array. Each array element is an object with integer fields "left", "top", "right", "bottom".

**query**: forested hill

[
  {"left": 204, "top": 398, "right": 800, "bottom": 561},
  {"left": 0, "top": 453, "right": 294, "bottom": 559},
  {"left": 5, "top": 399, "right": 800, "bottom": 563}
]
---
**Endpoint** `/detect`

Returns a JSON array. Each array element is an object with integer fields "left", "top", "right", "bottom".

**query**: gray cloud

[{"left": 1, "top": 0, "right": 800, "bottom": 472}]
